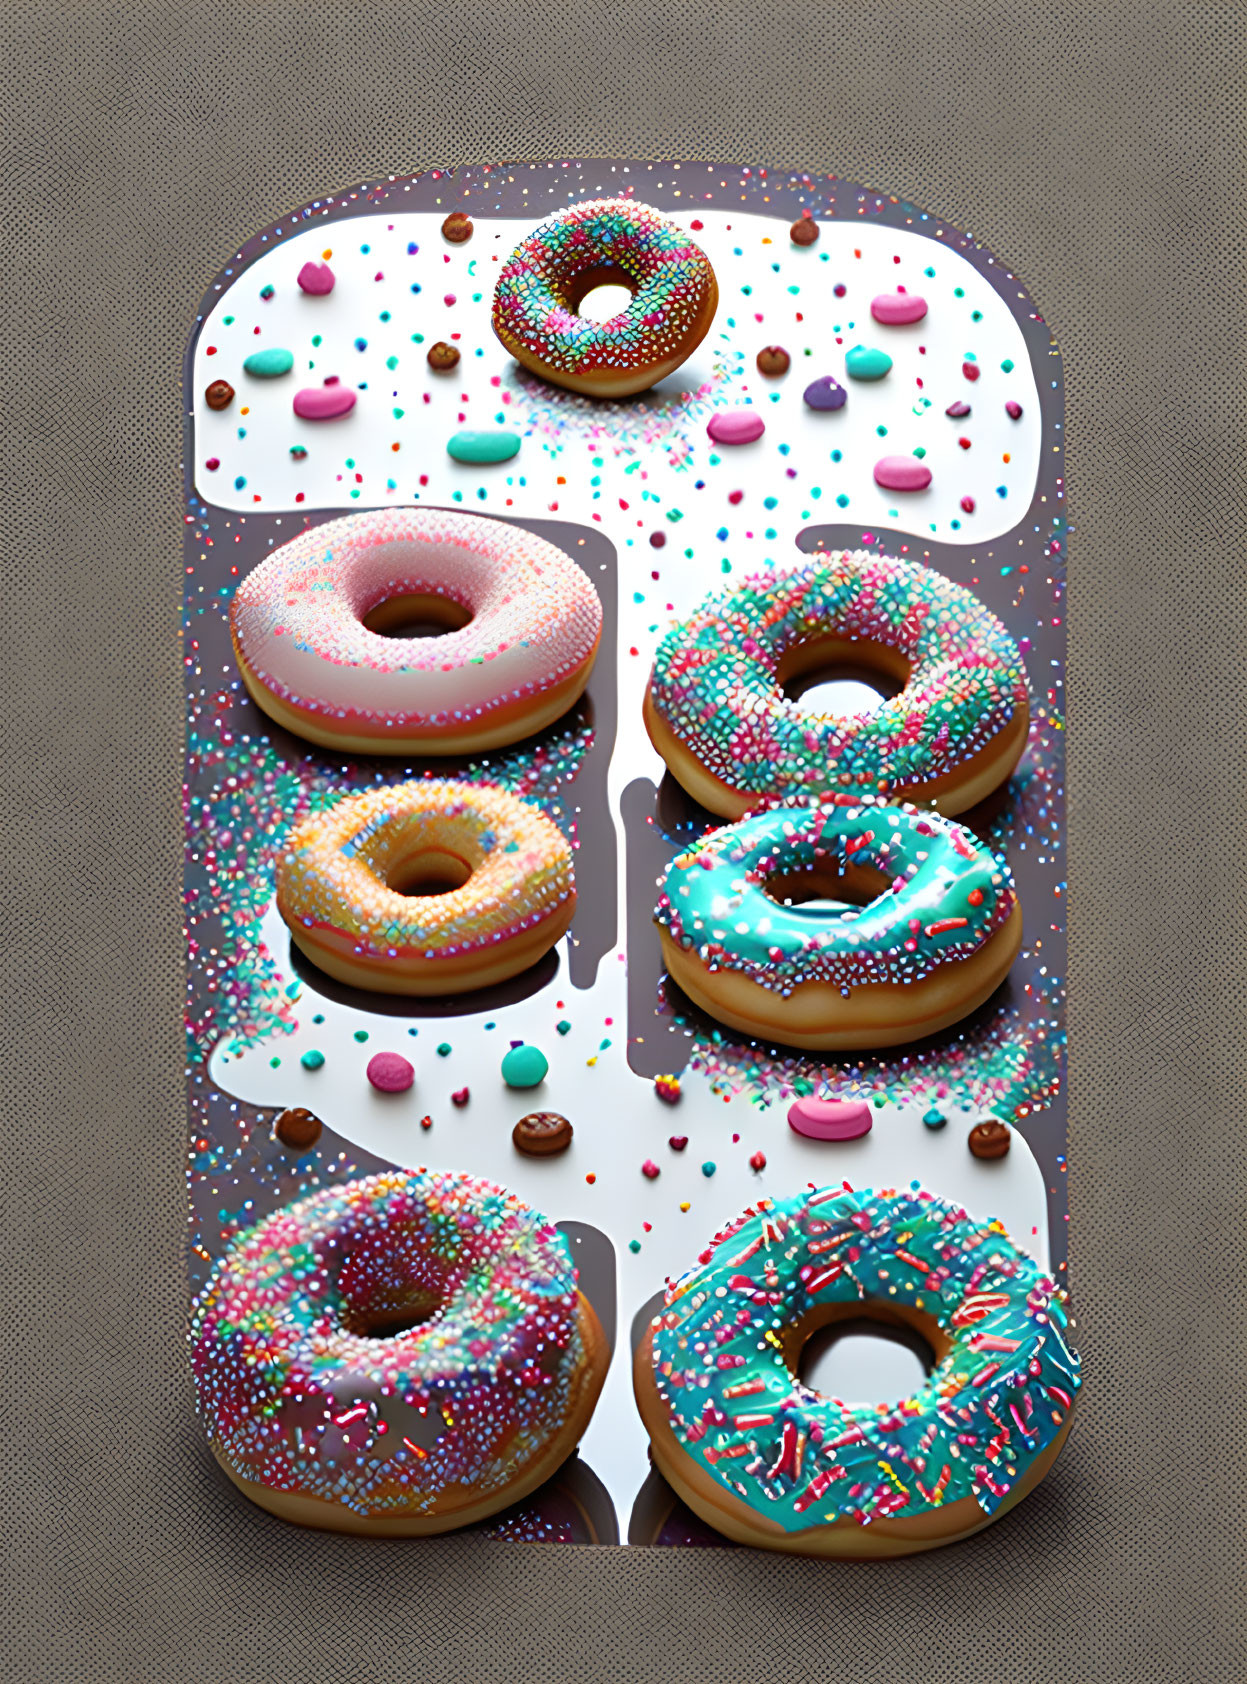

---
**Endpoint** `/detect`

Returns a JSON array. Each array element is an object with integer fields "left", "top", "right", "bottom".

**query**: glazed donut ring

[
  {"left": 189, "top": 1169, "right": 608, "bottom": 1535},
  {"left": 230, "top": 507, "right": 602, "bottom": 755},
  {"left": 645, "top": 548, "right": 1029, "bottom": 819},
  {"left": 634, "top": 1184, "right": 1080, "bottom": 1558},
  {"left": 276, "top": 778, "right": 575, "bottom": 994},
  {"left": 654, "top": 795, "right": 1020, "bottom": 1050},
  {"left": 492, "top": 198, "right": 719, "bottom": 398}
]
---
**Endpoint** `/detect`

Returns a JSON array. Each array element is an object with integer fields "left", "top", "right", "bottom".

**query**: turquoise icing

[
  {"left": 647, "top": 1185, "right": 1080, "bottom": 1532},
  {"left": 647, "top": 549, "right": 1028, "bottom": 803},
  {"left": 655, "top": 796, "right": 1014, "bottom": 993}
]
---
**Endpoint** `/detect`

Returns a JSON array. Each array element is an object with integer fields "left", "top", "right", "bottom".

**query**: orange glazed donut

[
  {"left": 492, "top": 199, "right": 718, "bottom": 398},
  {"left": 276, "top": 779, "right": 575, "bottom": 994},
  {"left": 230, "top": 507, "right": 602, "bottom": 755}
]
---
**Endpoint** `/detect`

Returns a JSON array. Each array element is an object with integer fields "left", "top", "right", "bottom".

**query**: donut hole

[
  {"left": 792, "top": 1302, "right": 948, "bottom": 1406},
  {"left": 562, "top": 263, "right": 638, "bottom": 321},
  {"left": 341, "top": 1288, "right": 443, "bottom": 1340},
  {"left": 385, "top": 846, "right": 473, "bottom": 899},
  {"left": 777, "top": 634, "right": 911, "bottom": 719},
  {"left": 362, "top": 590, "right": 474, "bottom": 640},
  {"left": 338, "top": 1240, "right": 451, "bottom": 1339},
  {"left": 763, "top": 862, "right": 890, "bottom": 916},
  {"left": 575, "top": 282, "right": 635, "bottom": 323}
]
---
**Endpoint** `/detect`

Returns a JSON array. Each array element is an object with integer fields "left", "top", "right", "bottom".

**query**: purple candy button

[
  {"left": 874, "top": 455, "right": 932, "bottom": 492},
  {"left": 293, "top": 377, "right": 356, "bottom": 421},
  {"left": 707, "top": 409, "right": 765, "bottom": 445},
  {"left": 1005, "top": 399, "right": 1023, "bottom": 420},
  {"left": 297, "top": 260, "right": 335, "bottom": 295},
  {"left": 870, "top": 291, "right": 928, "bottom": 326},
  {"left": 803, "top": 375, "right": 847, "bottom": 412},
  {"left": 366, "top": 1051, "right": 414, "bottom": 1093},
  {"left": 787, "top": 1097, "right": 873, "bottom": 1141}
]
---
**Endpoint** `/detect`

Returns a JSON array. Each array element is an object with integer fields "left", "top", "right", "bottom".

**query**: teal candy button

[
  {"left": 243, "top": 347, "right": 295, "bottom": 378},
  {"left": 845, "top": 345, "right": 893, "bottom": 381},
  {"left": 501, "top": 1044, "right": 548, "bottom": 1089},
  {"left": 447, "top": 430, "right": 521, "bottom": 464}
]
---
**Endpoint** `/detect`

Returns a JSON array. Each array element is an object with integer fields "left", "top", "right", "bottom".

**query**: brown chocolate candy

[
  {"left": 790, "top": 217, "right": 819, "bottom": 247},
  {"left": 427, "top": 341, "right": 461, "bottom": 372},
  {"left": 441, "top": 212, "right": 473, "bottom": 244},
  {"left": 968, "top": 1119, "right": 1012, "bottom": 1160},
  {"left": 275, "top": 1106, "right": 322, "bottom": 1150},
  {"left": 512, "top": 1111, "right": 573, "bottom": 1156},
  {"left": 205, "top": 379, "right": 235, "bottom": 411},
  {"left": 756, "top": 346, "right": 791, "bottom": 377}
]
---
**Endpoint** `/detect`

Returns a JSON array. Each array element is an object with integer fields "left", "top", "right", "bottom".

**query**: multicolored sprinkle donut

[
  {"left": 189, "top": 1169, "right": 607, "bottom": 1535},
  {"left": 276, "top": 779, "right": 575, "bottom": 994},
  {"left": 655, "top": 795, "right": 1020, "bottom": 1049},
  {"left": 644, "top": 549, "right": 1029, "bottom": 818},
  {"left": 633, "top": 1184, "right": 1080, "bottom": 1557},
  {"left": 230, "top": 508, "right": 602, "bottom": 754},
  {"left": 492, "top": 199, "right": 719, "bottom": 398}
]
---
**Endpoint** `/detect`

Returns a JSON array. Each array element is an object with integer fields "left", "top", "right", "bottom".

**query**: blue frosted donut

[
  {"left": 633, "top": 1183, "right": 1080, "bottom": 1557},
  {"left": 654, "top": 795, "right": 1022, "bottom": 1050}
]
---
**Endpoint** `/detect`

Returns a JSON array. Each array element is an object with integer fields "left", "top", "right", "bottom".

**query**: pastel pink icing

[
  {"left": 786, "top": 1096, "right": 873, "bottom": 1141},
  {"left": 870, "top": 291, "right": 928, "bottom": 325},
  {"left": 873, "top": 455, "right": 932, "bottom": 492},
  {"left": 230, "top": 507, "right": 602, "bottom": 736}
]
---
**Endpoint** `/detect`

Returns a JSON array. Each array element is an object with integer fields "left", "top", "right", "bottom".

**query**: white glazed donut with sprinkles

[
  {"left": 276, "top": 778, "right": 576, "bottom": 995},
  {"left": 230, "top": 507, "right": 602, "bottom": 754}
]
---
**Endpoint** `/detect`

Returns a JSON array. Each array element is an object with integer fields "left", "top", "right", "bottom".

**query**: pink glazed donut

[{"left": 229, "top": 508, "right": 602, "bottom": 754}]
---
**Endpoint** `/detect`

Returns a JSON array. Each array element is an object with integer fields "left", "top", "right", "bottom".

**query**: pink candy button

[
  {"left": 297, "top": 260, "right": 336, "bottom": 296},
  {"left": 787, "top": 1096, "right": 873, "bottom": 1141},
  {"left": 707, "top": 410, "right": 765, "bottom": 445},
  {"left": 366, "top": 1052, "right": 414, "bottom": 1093},
  {"left": 293, "top": 377, "right": 356, "bottom": 421},
  {"left": 870, "top": 291, "right": 928, "bottom": 325},
  {"left": 873, "top": 455, "right": 932, "bottom": 492}
]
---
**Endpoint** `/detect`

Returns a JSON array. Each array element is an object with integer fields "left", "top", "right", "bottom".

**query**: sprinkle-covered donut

[
  {"left": 654, "top": 795, "right": 1020, "bottom": 1049},
  {"left": 633, "top": 1184, "right": 1080, "bottom": 1557},
  {"left": 276, "top": 779, "right": 575, "bottom": 994},
  {"left": 230, "top": 507, "right": 602, "bottom": 754},
  {"left": 492, "top": 199, "right": 719, "bottom": 398},
  {"left": 189, "top": 1169, "right": 608, "bottom": 1535},
  {"left": 644, "top": 549, "right": 1029, "bottom": 819}
]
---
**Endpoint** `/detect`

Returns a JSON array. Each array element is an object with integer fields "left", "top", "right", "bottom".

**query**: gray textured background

[{"left": 3, "top": 3, "right": 1244, "bottom": 1679}]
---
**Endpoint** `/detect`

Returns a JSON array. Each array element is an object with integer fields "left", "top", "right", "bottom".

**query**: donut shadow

[
  {"left": 473, "top": 1452, "right": 620, "bottom": 1547},
  {"left": 286, "top": 936, "right": 561, "bottom": 1019},
  {"left": 627, "top": 1466, "right": 737, "bottom": 1550}
]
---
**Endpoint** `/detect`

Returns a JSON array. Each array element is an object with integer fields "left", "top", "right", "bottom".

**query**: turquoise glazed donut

[
  {"left": 633, "top": 1184, "right": 1080, "bottom": 1557},
  {"left": 492, "top": 199, "right": 718, "bottom": 398},
  {"left": 654, "top": 795, "right": 1022, "bottom": 1050},
  {"left": 644, "top": 548, "right": 1030, "bottom": 819}
]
